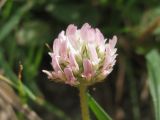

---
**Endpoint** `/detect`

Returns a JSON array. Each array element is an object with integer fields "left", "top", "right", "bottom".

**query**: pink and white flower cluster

[{"left": 43, "top": 23, "right": 117, "bottom": 86}]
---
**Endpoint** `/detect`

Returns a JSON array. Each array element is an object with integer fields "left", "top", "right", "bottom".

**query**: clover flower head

[{"left": 43, "top": 23, "right": 117, "bottom": 86}]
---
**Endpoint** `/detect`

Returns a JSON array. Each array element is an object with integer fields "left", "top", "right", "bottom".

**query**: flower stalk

[{"left": 79, "top": 82, "right": 90, "bottom": 120}]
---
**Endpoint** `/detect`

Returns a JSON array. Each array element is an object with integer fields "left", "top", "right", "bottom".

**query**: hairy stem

[{"left": 79, "top": 83, "right": 90, "bottom": 120}]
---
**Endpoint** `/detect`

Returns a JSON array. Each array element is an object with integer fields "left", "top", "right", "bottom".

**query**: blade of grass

[
  {"left": 146, "top": 49, "right": 160, "bottom": 120},
  {"left": 1, "top": 0, "right": 13, "bottom": 19},
  {"left": 24, "top": 47, "right": 44, "bottom": 95},
  {"left": 0, "top": 51, "right": 70, "bottom": 120},
  {"left": 87, "top": 93, "right": 112, "bottom": 120},
  {"left": 0, "top": 74, "right": 71, "bottom": 120},
  {"left": 0, "top": 1, "right": 33, "bottom": 42}
]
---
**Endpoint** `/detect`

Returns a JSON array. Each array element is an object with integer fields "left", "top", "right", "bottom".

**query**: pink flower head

[{"left": 43, "top": 23, "right": 117, "bottom": 86}]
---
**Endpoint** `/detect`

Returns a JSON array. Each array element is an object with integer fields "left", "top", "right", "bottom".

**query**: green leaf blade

[
  {"left": 88, "top": 94, "right": 112, "bottom": 120},
  {"left": 146, "top": 49, "right": 160, "bottom": 120}
]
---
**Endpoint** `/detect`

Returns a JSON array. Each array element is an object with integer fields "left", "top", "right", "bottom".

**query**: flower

[{"left": 43, "top": 23, "right": 117, "bottom": 86}]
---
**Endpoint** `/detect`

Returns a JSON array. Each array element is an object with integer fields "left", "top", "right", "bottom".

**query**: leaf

[
  {"left": 0, "top": 50, "right": 36, "bottom": 100},
  {"left": 0, "top": 2, "right": 33, "bottom": 42},
  {"left": 136, "top": 7, "right": 160, "bottom": 38},
  {"left": 1, "top": 0, "right": 13, "bottom": 19},
  {"left": 146, "top": 49, "right": 160, "bottom": 120},
  {"left": 88, "top": 94, "right": 112, "bottom": 120},
  {"left": 0, "top": 50, "right": 70, "bottom": 120}
]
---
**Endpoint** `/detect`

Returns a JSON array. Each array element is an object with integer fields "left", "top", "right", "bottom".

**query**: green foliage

[
  {"left": 88, "top": 94, "right": 112, "bottom": 120},
  {"left": 146, "top": 50, "right": 160, "bottom": 120},
  {"left": 0, "top": 2, "right": 33, "bottom": 41},
  {"left": 0, "top": 0, "right": 160, "bottom": 119}
]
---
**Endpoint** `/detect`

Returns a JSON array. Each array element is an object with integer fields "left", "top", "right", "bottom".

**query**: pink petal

[
  {"left": 66, "top": 24, "right": 77, "bottom": 36},
  {"left": 103, "top": 53, "right": 117, "bottom": 71},
  {"left": 59, "top": 40, "right": 67, "bottom": 59},
  {"left": 95, "top": 28, "right": 105, "bottom": 45},
  {"left": 102, "top": 69, "right": 113, "bottom": 78},
  {"left": 109, "top": 36, "right": 117, "bottom": 49},
  {"left": 58, "top": 31, "right": 65, "bottom": 40},
  {"left": 88, "top": 28, "right": 96, "bottom": 43},
  {"left": 51, "top": 54, "right": 62, "bottom": 72},
  {"left": 81, "top": 23, "right": 96, "bottom": 43},
  {"left": 80, "top": 23, "right": 92, "bottom": 42},
  {"left": 64, "top": 68, "right": 76, "bottom": 85},
  {"left": 82, "top": 59, "right": 94, "bottom": 81},
  {"left": 69, "top": 52, "right": 79, "bottom": 71},
  {"left": 103, "top": 56, "right": 111, "bottom": 70},
  {"left": 66, "top": 24, "right": 78, "bottom": 48},
  {"left": 42, "top": 70, "right": 64, "bottom": 80},
  {"left": 88, "top": 44, "right": 99, "bottom": 64},
  {"left": 53, "top": 38, "right": 60, "bottom": 56},
  {"left": 56, "top": 71, "right": 65, "bottom": 81},
  {"left": 81, "top": 23, "right": 91, "bottom": 32},
  {"left": 42, "top": 70, "right": 53, "bottom": 79}
]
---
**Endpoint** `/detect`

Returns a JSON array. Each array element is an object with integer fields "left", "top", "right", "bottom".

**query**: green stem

[{"left": 79, "top": 83, "right": 90, "bottom": 120}]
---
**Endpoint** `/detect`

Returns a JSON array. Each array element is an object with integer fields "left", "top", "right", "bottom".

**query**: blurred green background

[{"left": 0, "top": 0, "right": 160, "bottom": 120}]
